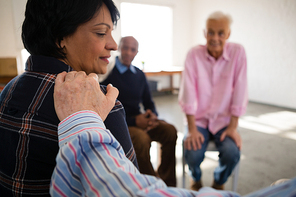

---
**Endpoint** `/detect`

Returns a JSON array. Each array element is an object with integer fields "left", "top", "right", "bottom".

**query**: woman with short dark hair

[
  {"left": 0, "top": 0, "right": 137, "bottom": 196},
  {"left": 22, "top": 0, "right": 119, "bottom": 60}
]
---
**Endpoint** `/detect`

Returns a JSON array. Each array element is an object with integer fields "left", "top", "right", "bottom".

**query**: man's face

[
  {"left": 205, "top": 18, "right": 230, "bottom": 59},
  {"left": 118, "top": 37, "right": 138, "bottom": 67}
]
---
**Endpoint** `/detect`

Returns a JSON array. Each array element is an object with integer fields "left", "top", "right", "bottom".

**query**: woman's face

[{"left": 60, "top": 4, "right": 117, "bottom": 74}]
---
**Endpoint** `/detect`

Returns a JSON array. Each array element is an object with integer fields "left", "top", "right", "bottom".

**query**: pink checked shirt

[{"left": 179, "top": 42, "right": 248, "bottom": 134}]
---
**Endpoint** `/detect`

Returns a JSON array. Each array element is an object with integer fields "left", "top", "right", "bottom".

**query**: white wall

[
  {"left": 191, "top": 0, "right": 296, "bottom": 109},
  {"left": 1, "top": 0, "right": 295, "bottom": 109},
  {"left": 0, "top": 0, "right": 27, "bottom": 73},
  {"left": 0, "top": 0, "right": 18, "bottom": 57}
]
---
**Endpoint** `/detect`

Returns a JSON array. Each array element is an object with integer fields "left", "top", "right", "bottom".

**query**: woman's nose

[{"left": 106, "top": 35, "right": 118, "bottom": 51}]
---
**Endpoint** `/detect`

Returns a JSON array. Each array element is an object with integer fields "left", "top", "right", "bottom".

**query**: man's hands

[
  {"left": 184, "top": 115, "right": 205, "bottom": 151},
  {"left": 54, "top": 71, "right": 119, "bottom": 121},
  {"left": 135, "top": 109, "right": 159, "bottom": 131},
  {"left": 220, "top": 116, "right": 242, "bottom": 150},
  {"left": 184, "top": 115, "right": 242, "bottom": 151},
  {"left": 220, "top": 127, "right": 242, "bottom": 150},
  {"left": 184, "top": 127, "right": 205, "bottom": 151}
]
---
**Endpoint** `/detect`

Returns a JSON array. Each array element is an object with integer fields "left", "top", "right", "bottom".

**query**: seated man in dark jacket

[{"left": 101, "top": 36, "right": 177, "bottom": 186}]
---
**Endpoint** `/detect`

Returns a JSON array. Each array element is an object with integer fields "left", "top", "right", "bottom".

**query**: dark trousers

[{"left": 128, "top": 120, "right": 177, "bottom": 186}]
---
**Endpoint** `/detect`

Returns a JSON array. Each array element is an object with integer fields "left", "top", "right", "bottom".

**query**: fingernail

[
  {"left": 93, "top": 74, "right": 98, "bottom": 80},
  {"left": 109, "top": 83, "right": 113, "bottom": 87}
]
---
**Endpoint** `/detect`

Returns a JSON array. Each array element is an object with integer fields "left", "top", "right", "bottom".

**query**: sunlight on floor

[
  {"left": 239, "top": 119, "right": 281, "bottom": 134},
  {"left": 239, "top": 111, "right": 296, "bottom": 140},
  {"left": 281, "top": 131, "right": 296, "bottom": 140}
]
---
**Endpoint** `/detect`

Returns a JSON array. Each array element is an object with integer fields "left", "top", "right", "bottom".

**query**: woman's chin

[{"left": 98, "top": 70, "right": 107, "bottom": 75}]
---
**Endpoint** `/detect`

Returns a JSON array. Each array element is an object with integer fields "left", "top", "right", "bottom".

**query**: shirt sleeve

[
  {"left": 231, "top": 46, "right": 248, "bottom": 117},
  {"left": 126, "top": 115, "right": 137, "bottom": 126},
  {"left": 50, "top": 111, "right": 240, "bottom": 197},
  {"left": 178, "top": 48, "right": 198, "bottom": 115}
]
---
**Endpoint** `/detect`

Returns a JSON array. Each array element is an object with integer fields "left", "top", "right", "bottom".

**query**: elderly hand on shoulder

[{"left": 54, "top": 71, "right": 118, "bottom": 121}]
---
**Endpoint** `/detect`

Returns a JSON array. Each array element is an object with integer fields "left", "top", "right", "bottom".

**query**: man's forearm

[
  {"left": 228, "top": 116, "right": 239, "bottom": 130},
  {"left": 186, "top": 114, "right": 196, "bottom": 132}
]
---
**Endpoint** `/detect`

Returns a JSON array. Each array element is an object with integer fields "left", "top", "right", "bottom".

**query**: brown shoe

[
  {"left": 212, "top": 181, "right": 224, "bottom": 190},
  {"left": 190, "top": 180, "right": 203, "bottom": 191}
]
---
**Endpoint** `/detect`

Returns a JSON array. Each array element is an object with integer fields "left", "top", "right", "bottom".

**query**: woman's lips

[{"left": 100, "top": 56, "right": 111, "bottom": 64}]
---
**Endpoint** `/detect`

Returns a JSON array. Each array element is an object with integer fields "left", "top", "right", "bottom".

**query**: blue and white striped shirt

[{"left": 50, "top": 111, "right": 242, "bottom": 196}]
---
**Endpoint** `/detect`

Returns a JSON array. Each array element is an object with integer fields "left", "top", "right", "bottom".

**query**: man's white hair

[{"left": 206, "top": 11, "right": 233, "bottom": 27}]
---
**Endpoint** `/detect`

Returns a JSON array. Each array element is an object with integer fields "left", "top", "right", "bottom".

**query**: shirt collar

[
  {"left": 115, "top": 56, "right": 137, "bottom": 74},
  {"left": 205, "top": 42, "right": 230, "bottom": 61},
  {"left": 25, "top": 55, "right": 73, "bottom": 74},
  {"left": 222, "top": 43, "right": 230, "bottom": 60}
]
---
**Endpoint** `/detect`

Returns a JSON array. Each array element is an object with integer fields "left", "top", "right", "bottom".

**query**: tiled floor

[{"left": 150, "top": 94, "right": 296, "bottom": 195}]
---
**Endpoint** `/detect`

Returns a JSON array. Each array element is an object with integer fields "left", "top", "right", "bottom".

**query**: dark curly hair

[{"left": 22, "top": 0, "right": 120, "bottom": 59}]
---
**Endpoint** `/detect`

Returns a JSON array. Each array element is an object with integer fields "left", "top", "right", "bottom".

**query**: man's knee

[
  {"left": 161, "top": 122, "right": 178, "bottom": 141},
  {"left": 185, "top": 149, "right": 205, "bottom": 166},
  {"left": 219, "top": 138, "right": 240, "bottom": 163},
  {"left": 128, "top": 127, "right": 152, "bottom": 146},
  {"left": 168, "top": 125, "right": 178, "bottom": 142},
  {"left": 229, "top": 149, "right": 240, "bottom": 163}
]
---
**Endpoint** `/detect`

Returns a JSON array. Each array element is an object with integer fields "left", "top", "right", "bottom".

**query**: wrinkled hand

[
  {"left": 184, "top": 127, "right": 205, "bottom": 151},
  {"left": 54, "top": 71, "right": 118, "bottom": 121},
  {"left": 220, "top": 127, "right": 242, "bottom": 150},
  {"left": 135, "top": 109, "right": 158, "bottom": 131}
]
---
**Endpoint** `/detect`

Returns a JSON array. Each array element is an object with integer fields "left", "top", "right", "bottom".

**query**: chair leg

[
  {"left": 232, "top": 161, "right": 240, "bottom": 192},
  {"left": 182, "top": 141, "right": 186, "bottom": 188}
]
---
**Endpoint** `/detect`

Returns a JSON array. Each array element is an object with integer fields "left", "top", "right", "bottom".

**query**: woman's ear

[{"left": 59, "top": 38, "right": 65, "bottom": 49}]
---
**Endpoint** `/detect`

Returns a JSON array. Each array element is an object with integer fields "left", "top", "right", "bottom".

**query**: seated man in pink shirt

[{"left": 178, "top": 11, "right": 248, "bottom": 191}]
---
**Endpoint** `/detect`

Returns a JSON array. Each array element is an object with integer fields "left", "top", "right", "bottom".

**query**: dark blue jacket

[{"left": 101, "top": 64, "right": 158, "bottom": 126}]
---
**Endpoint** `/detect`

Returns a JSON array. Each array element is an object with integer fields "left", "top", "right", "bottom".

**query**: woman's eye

[{"left": 97, "top": 33, "right": 106, "bottom": 37}]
